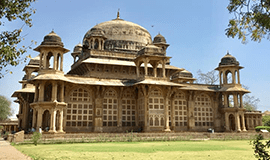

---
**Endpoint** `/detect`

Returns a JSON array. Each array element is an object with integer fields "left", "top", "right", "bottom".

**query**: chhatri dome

[
  {"left": 83, "top": 11, "right": 152, "bottom": 52},
  {"left": 40, "top": 30, "right": 64, "bottom": 47},
  {"left": 219, "top": 52, "right": 240, "bottom": 66}
]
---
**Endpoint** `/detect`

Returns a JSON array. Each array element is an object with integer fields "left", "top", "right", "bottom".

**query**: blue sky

[{"left": 1, "top": 0, "right": 269, "bottom": 117}]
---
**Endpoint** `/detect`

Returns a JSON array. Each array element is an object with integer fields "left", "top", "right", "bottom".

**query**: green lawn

[{"left": 15, "top": 140, "right": 257, "bottom": 160}]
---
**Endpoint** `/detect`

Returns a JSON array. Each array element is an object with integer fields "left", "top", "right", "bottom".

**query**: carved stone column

[
  {"left": 52, "top": 82, "right": 58, "bottom": 102},
  {"left": 187, "top": 91, "right": 195, "bottom": 131},
  {"left": 53, "top": 52, "right": 57, "bottom": 70},
  {"left": 36, "top": 108, "right": 43, "bottom": 131},
  {"left": 58, "top": 109, "right": 64, "bottom": 132},
  {"left": 171, "top": 96, "right": 175, "bottom": 131},
  {"left": 242, "top": 114, "right": 247, "bottom": 131},
  {"left": 60, "top": 54, "right": 63, "bottom": 71},
  {"left": 39, "top": 82, "right": 45, "bottom": 102},
  {"left": 224, "top": 112, "right": 229, "bottom": 131},
  {"left": 162, "top": 60, "right": 166, "bottom": 78},
  {"left": 60, "top": 83, "right": 64, "bottom": 102},
  {"left": 32, "top": 109, "right": 36, "bottom": 128},
  {"left": 49, "top": 109, "right": 56, "bottom": 132},
  {"left": 235, "top": 113, "right": 241, "bottom": 132},
  {"left": 94, "top": 98, "right": 103, "bottom": 132},
  {"left": 164, "top": 96, "right": 171, "bottom": 131}
]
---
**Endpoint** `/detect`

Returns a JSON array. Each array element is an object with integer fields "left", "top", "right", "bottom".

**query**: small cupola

[
  {"left": 215, "top": 52, "right": 243, "bottom": 85},
  {"left": 71, "top": 43, "right": 82, "bottom": 63},
  {"left": 153, "top": 33, "right": 169, "bottom": 52},
  {"left": 34, "top": 31, "right": 69, "bottom": 73}
]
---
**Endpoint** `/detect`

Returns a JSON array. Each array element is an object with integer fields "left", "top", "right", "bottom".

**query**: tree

[
  {"left": 0, "top": 95, "right": 12, "bottom": 121},
  {"left": 196, "top": 70, "right": 219, "bottom": 85},
  {"left": 262, "top": 115, "right": 270, "bottom": 126},
  {"left": 196, "top": 70, "right": 259, "bottom": 111},
  {"left": 242, "top": 85, "right": 260, "bottom": 111},
  {"left": 0, "top": 0, "right": 36, "bottom": 78},
  {"left": 226, "top": 0, "right": 270, "bottom": 43},
  {"left": 252, "top": 134, "right": 270, "bottom": 160}
]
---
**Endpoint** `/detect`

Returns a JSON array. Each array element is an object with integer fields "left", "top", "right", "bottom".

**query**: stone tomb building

[{"left": 12, "top": 13, "right": 262, "bottom": 133}]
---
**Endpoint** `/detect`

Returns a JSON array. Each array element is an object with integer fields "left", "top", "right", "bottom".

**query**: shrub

[
  {"left": 32, "top": 132, "right": 42, "bottom": 146},
  {"left": 252, "top": 134, "right": 270, "bottom": 159},
  {"left": 255, "top": 126, "right": 270, "bottom": 132}
]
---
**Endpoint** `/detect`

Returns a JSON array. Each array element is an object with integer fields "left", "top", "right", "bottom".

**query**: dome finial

[
  {"left": 227, "top": 50, "right": 230, "bottom": 55},
  {"left": 117, "top": 9, "right": 120, "bottom": 19}
]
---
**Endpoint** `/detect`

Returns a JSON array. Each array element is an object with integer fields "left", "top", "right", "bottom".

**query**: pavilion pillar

[
  {"left": 60, "top": 83, "right": 64, "bottom": 102},
  {"left": 36, "top": 108, "right": 43, "bottom": 131},
  {"left": 240, "top": 94, "right": 243, "bottom": 108},
  {"left": 49, "top": 109, "right": 56, "bottom": 132},
  {"left": 225, "top": 112, "right": 229, "bottom": 131},
  {"left": 53, "top": 52, "right": 57, "bottom": 70},
  {"left": 242, "top": 114, "right": 247, "bottom": 131},
  {"left": 38, "top": 82, "right": 45, "bottom": 102},
  {"left": 51, "top": 82, "right": 57, "bottom": 102},
  {"left": 162, "top": 60, "right": 166, "bottom": 78},
  {"left": 235, "top": 113, "right": 241, "bottom": 132},
  {"left": 171, "top": 97, "right": 175, "bottom": 131},
  {"left": 58, "top": 109, "right": 64, "bottom": 132},
  {"left": 164, "top": 96, "right": 171, "bottom": 131},
  {"left": 60, "top": 54, "right": 63, "bottom": 71},
  {"left": 32, "top": 109, "right": 36, "bottom": 128}
]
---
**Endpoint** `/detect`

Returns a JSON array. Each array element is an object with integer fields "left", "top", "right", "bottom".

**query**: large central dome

[{"left": 83, "top": 15, "right": 152, "bottom": 52}]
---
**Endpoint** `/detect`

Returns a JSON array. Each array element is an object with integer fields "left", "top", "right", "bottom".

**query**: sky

[{"left": 0, "top": 0, "right": 269, "bottom": 117}]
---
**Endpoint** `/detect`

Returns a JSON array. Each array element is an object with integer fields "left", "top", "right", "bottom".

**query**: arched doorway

[
  {"left": 229, "top": 114, "right": 235, "bottom": 131},
  {"left": 42, "top": 110, "right": 51, "bottom": 131},
  {"left": 56, "top": 110, "right": 60, "bottom": 131}
]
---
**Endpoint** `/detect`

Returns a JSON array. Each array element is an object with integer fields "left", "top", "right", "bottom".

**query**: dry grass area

[{"left": 15, "top": 140, "right": 257, "bottom": 160}]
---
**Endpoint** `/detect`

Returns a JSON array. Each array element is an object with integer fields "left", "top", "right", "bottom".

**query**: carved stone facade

[{"left": 12, "top": 13, "right": 262, "bottom": 133}]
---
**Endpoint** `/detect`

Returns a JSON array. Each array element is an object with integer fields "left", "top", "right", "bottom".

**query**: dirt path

[{"left": 0, "top": 138, "right": 32, "bottom": 160}]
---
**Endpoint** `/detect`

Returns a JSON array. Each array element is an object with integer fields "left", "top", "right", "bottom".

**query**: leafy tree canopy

[
  {"left": 262, "top": 115, "right": 270, "bottom": 126},
  {"left": 0, "top": 95, "right": 12, "bottom": 121},
  {"left": 226, "top": 0, "right": 270, "bottom": 43},
  {"left": 0, "top": 0, "right": 36, "bottom": 78}
]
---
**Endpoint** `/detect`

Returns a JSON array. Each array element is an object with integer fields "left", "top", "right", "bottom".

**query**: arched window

[
  {"left": 173, "top": 92, "right": 187, "bottom": 127},
  {"left": 103, "top": 88, "right": 118, "bottom": 127},
  {"left": 228, "top": 95, "right": 234, "bottom": 107},
  {"left": 46, "top": 52, "right": 53, "bottom": 69},
  {"left": 42, "top": 110, "right": 51, "bottom": 130},
  {"left": 194, "top": 93, "right": 213, "bottom": 127},
  {"left": 44, "top": 82, "right": 52, "bottom": 101},
  {"left": 122, "top": 89, "right": 136, "bottom": 127},
  {"left": 226, "top": 70, "right": 232, "bottom": 84},
  {"left": 66, "top": 88, "right": 93, "bottom": 127},
  {"left": 94, "top": 39, "right": 99, "bottom": 49}
]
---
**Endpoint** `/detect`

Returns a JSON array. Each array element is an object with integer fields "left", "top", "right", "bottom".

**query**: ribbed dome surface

[
  {"left": 73, "top": 43, "right": 82, "bottom": 53},
  {"left": 83, "top": 17, "right": 152, "bottom": 51},
  {"left": 41, "top": 31, "right": 63, "bottom": 47},
  {"left": 219, "top": 53, "right": 239, "bottom": 66},
  {"left": 153, "top": 33, "right": 166, "bottom": 43}
]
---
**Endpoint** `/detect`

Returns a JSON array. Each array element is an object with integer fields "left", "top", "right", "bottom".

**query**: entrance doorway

[{"left": 229, "top": 114, "right": 235, "bottom": 131}]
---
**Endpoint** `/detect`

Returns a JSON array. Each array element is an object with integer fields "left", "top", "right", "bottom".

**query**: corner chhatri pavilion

[{"left": 12, "top": 13, "right": 262, "bottom": 133}]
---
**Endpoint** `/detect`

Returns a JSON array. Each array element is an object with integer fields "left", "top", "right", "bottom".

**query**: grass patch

[{"left": 15, "top": 140, "right": 257, "bottom": 160}]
